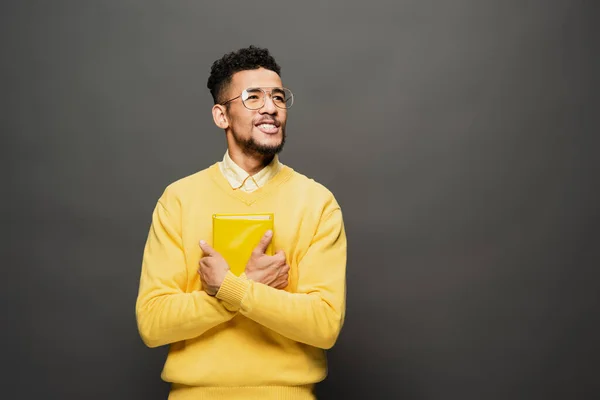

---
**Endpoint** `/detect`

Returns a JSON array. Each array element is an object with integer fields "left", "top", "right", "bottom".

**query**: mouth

[{"left": 255, "top": 121, "right": 280, "bottom": 135}]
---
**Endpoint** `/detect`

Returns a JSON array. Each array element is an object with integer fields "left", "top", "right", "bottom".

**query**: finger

[
  {"left": 198, "top": 260, "right": 213, "bottom": 275},
  {"left": 199, "top": 240, "right": 216, "bottom": 256},
  {"left": 275, "top": 251, "right": 287, "bottom": 264},
  {"left": 276, "top": 278, "right": 289, "bottom": 289},
  {"left": 252, "top": 230, "right": 273, "bottom": 255},
  {"left": 275, "top": 270, "right": 289, "bottom": 285}
]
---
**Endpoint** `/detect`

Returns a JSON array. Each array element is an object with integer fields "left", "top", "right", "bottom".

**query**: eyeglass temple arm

[{"left": 219, "top": 95, "right": 241, "bottom": 106}]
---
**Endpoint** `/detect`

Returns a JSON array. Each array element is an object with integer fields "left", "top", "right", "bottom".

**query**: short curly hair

[{"left": 207, "top": 45, "right": 281, "bottom": 105}]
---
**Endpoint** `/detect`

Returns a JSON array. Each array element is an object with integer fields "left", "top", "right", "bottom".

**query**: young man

[{"left": 135, "top": 45, "right": 347, "bottom": 399}]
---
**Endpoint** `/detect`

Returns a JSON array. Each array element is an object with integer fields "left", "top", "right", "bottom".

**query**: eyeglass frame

[{"left": 219, "top": 87, "right": 294, "bottom": 110}]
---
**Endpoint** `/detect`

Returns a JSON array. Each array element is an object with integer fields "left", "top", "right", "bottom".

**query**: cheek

[
  {"left": 232, "top": 113, "right": 255, "bottom": 128},
  {"left": 228, "top": 115, "right": 251, "bottom": 132}
]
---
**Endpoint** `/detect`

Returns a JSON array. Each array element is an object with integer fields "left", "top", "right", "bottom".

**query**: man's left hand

[{"left": 198, "top": 240, "right": 229, "bottom": 296}]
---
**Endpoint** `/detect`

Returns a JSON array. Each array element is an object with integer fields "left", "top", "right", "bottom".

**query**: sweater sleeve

[
  {"left": 135, "top": 198, "right": 236, "bottom": 348},
  {"left": 215, "top": 207, "right": 347, "bottom": 349}
]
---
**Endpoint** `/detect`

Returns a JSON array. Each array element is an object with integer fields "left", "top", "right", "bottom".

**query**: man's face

[{"left": 221, "top": 68, "right": 288, "bottom": 157}]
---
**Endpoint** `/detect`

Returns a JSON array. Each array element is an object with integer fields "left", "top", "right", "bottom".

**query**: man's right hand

[{"left": 244, "top": 230, "right": 289, "bottom": 289}]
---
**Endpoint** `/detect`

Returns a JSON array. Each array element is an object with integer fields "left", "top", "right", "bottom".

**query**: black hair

[{"left": 207, "top": 45, "right": 281, "bottom": 104}]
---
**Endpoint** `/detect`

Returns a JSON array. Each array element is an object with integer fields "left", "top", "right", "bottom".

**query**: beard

[{"left": 232, "top": 127, "right": 286, "bottom": 157}]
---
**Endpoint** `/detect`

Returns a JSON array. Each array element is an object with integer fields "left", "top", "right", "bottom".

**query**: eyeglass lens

[{"left": 241, "top": 88, "right": 293, "bottom": 109}]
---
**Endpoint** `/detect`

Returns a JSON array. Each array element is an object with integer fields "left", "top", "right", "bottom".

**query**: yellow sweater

[{"left": 135, "top": 162, "right": 347, "bottom": 400}]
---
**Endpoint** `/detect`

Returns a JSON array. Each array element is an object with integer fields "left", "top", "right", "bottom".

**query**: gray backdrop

[{"left": 3, "top": 0, "right": 599, "bottom": 399}]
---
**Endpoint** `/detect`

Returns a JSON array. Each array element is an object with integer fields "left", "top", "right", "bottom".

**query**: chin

[
  {"left": 255, "top": 133, "right": 282, "bottom": 145},
  {"left": 261, "top": 135, "right": 282, "bottom": 144},
  {"left": 253, "top": 137, "right": 285, "bottom": 156},
  {"left": 235, "top": 129, "right": 286, "bottom": 155}
]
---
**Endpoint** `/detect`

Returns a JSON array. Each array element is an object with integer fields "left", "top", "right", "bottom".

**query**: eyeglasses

[{"left": 220, "top": 87, "right": 294, "bottom": 110}]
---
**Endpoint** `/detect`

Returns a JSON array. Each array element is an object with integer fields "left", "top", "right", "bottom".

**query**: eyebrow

[{"left": 246, "top": 87, "right": 284, "bottom": 92}]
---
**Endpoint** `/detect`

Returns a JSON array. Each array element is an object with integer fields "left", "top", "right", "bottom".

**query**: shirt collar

[{"left": 219, "top": 149, "right": 282, "bottom": 191}]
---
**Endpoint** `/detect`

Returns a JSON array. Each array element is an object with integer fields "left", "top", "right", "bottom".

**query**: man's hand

[
  {"left": 198, "top": 240, "right": 229, "bottom": 296},
  {"left": 245, "top": 230, "right": 290, "bottom": 289}
]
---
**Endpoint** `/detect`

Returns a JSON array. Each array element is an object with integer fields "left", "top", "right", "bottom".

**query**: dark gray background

[{"left": 3, "top": 0, "right": 599, "bottom": 399}]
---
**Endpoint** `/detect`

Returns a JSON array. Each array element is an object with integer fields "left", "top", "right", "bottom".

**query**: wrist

[
  {"left": 215, "top": 271, "right": 251, "bottom": 309},
  {"left": 208, "top": 270, "right": 229, "bottom": 296}
]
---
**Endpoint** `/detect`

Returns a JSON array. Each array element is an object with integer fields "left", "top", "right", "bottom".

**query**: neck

[{"left": 228, "top": 147, "right": 274, "bottom": 175}]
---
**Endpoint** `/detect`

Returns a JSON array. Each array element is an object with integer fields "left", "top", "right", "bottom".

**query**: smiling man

[{"left": 135, "top": 46, "right": 347, "bottom": 399}]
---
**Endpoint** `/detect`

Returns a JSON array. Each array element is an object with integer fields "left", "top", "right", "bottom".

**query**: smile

[{"left": 256, "top": 123, "right": 279, "bottom": 134}]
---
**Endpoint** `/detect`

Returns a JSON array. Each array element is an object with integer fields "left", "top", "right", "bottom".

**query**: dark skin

[{"left": 198, "top": 229, "right": 290, "bottom": 295}]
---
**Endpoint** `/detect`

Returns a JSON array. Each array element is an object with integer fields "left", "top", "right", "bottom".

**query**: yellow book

[{"left": 212, "top": 213, "right": 274, "bottom": 276}]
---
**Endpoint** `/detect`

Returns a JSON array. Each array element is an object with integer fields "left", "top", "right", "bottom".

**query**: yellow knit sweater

[{"left": 135, "top": 162, "right": 347, "bottom": 399}]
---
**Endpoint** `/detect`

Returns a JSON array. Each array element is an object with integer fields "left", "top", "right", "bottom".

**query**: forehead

[{"left": 229, "top": 68, "right": 283, "bottom": 92}]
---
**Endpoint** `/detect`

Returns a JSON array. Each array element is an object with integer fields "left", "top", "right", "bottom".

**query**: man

[{"left": 135, "top": 45, "right": 347, "bottom": 399}]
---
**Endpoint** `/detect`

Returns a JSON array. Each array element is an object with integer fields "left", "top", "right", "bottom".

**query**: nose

[{"left": 259, "top": 93, "right": 278, "bottom": 114}]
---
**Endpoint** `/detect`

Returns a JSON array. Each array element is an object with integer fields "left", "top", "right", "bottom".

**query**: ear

[{"left": 212, "top": 104, "right": 229, "bottom": 129}]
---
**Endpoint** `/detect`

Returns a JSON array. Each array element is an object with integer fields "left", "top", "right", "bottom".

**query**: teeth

[{"left": 259, "top": 124, "right": 276, "bottom": 129}]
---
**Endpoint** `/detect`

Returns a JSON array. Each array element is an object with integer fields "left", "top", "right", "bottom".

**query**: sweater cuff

[{"left": 216, "top": 271, "right": 250, "bottom": 310}]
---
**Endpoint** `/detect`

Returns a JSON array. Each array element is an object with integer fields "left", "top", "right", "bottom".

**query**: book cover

[{"left": 212, "top": 213, "right": 274, "bottom": 276}]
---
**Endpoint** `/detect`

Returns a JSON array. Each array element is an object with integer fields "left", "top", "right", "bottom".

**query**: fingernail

[
  {"left": 265, "top": 230, "right": 273, "bottom": 237},
  {"left": 200, "top": 240, "right": 206, "bottom": 245}
]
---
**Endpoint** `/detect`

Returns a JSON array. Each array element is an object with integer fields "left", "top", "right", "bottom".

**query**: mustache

[{"left": 254, "top": 117, "right": 281, "bottom": 127}]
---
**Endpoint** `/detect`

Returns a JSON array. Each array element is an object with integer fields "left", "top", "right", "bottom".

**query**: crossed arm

[
  {"left": 135, "top": 200, "right": 347, "bottom": 349},
  {"left": 135, "top": 202, "right": 236, "bottom": 347}
]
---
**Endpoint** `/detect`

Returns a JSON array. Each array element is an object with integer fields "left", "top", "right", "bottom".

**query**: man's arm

[
  {"left": 215, "top": 207, "right": 347, "bottom": 349},
  {"left": 135, "top": 198, "right": 236, "bottom": 348}
]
